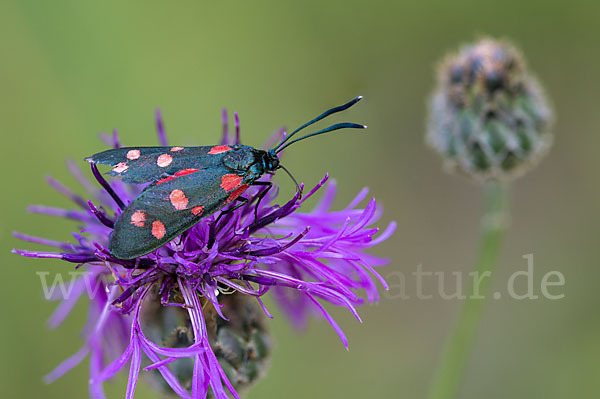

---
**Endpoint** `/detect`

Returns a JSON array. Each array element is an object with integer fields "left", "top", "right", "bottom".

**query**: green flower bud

[
  {"left": 141, "top": 287, "right": 271, "bottom": 397},
  {"left": 426, "top": 38, "right": 553, "bottom": 180}
]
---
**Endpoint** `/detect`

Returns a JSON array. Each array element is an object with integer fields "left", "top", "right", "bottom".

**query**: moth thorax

[
  {"left": 222, "top": 146, "right": 258, "bottom": 171},
  {"left": 140, "top": 287, "right": 271, "bottom": 397}
]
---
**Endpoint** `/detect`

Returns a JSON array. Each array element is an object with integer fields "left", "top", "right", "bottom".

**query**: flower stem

[{"left": 428, "top": 181, "right": 510, "bottom": 399}]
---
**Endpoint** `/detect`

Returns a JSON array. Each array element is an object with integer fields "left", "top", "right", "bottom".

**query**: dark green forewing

[
  {"left": 86, "top": 145, "right": 230, "bottom": 183},
  {"left": 109, "top": 166, "right": 250, "bottom": 259}
]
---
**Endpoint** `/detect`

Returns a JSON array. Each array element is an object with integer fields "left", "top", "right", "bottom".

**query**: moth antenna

[
  {"left": 273, "top": 96, "right": 363, "bottom": 152},
  {"left": 275, "top": 122, "right": 366, "bottom": 154}
]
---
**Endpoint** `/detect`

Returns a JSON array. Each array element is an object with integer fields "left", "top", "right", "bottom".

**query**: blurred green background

[{"left": 1, "top": 0, "right": 598, "bottom": 398}]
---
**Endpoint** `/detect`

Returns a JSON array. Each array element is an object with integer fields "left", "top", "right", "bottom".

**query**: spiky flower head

[
  {"left": 13, "top": 108, "right": 395, "bottom": 399},
  {"left": 426, "top": 37, "right": 553, "bottom": 181}
]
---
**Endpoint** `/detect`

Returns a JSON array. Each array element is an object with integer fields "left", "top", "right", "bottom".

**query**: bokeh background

[{"left": 1, "top": 1, "right": 598, "bottom": 398}]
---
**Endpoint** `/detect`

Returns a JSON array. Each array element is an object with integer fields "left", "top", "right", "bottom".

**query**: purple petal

[
  {"left": 309, "top": 178, "right": 336, "bottom": 211},
  {"left": 12, "top": 248, "right": 97, "bottom": 263},
  {"left": 221, "top": 108, "right": 229, "bottom": 145},
  {"left": 138, "top": 339, "right": 191, "bottom": 398},
  {"left": 99, "top": 132, "right": 113, "bottom": 147},
  {"left": 252, "top": 288, "right": 274, "bottom": 319},
  {"left": 44, "top": 346, "right": 89, "bottom": 383},
  {"left": 90, "top": 164, "right": 125, "bottom": 210},
  {"left": 45, "top": 176, "right": 89, "bottom": 209},
  {"left": 305, "top": 293, "right": 349, "bottom": 349},
  {"left": 140, "top": 335, "right": 207, "bottom": 358},
  {"left": 89, "top": 340, "right": 106, "bottom": 399},
  {"left": 234, "top": 112, "right": 240, "bottom": 145},
  {"left": 13, "top": 232, "right": 84, "bottom": 252},
  {"left": 191, "top": 354, "right": 203, "bottom": 399},
  {"left": 112, "top": 129, "right": 121, "bottom": 148},
  {"left": 143, "top": 356, "right": 178, "bottom": 370},
  {"left": 345, "top": 187, "right": 369, "bottom": 210},
  {"left": 47, "top": 274, "right": 90, "bottom": 328},
  {"left": 367, "top": 221, "right": 397, "bottom": 247},
  {"left": 262, "top": 127, "right": 287, "bottom": 150},
  {"left": 155, "top": 108, "right": 168, "bottom": 146},
  {"left": 67, "top": 159, "right": 100, "bottom": 195},
  {"left": 125, "top": 338, "right": 141, "bottom": 399},
  {"left": 299, "top": 174, "right": 329, "bottom": 205},
  {"left": 87, "top": 200, "right": 114, "bottom": 228},
  {"left": 28, "top": 205, "right": 91, "bottom": 222}
]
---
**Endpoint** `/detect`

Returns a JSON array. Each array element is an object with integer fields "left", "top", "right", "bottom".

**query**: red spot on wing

[
  {"left": 156, "top": 176, "right": 176, "bottom": 185},
  {"left": 156, "top": 168, "right": 200, "bottom": 185},
  {"left": 126, "top": 149, "right": 140, "bottom": 160},
  {"left": 170, "top": 147, "right": 184, "bottom": 152},
  {"left": 191, "top": 206, "right": 205, "bottom": 216},
  {"left": 221, "top": 174, "right": 242, "bottom": 191},
  {"left": 175, "top": 168, "right": 201, "bottom": 176},
  {"left": 169, "top": 189, "right": 189, "bottom": 210},
  {"left": 152, "top": 220, "right": 166, "bottom": 239},
  {"left": 225, "top": 184, "right": 250, "bottom": 205},
  {"left": 113, "top": 162, "right": 128, "bottom": 173},
  {"left": 130, "top": 210, "right": 146, "bottom": 227},
  {"left": 208, "top": 145, "right": 232, "bottom": 154},
  {"left": 157, "top": 153, "right": 173, "bottom": 167}
]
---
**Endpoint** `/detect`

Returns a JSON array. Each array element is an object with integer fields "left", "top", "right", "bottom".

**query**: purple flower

[{"left": 13, "top": 109, "right": 395, "bottom": 399}]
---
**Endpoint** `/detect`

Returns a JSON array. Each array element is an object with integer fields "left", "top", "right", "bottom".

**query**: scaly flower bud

[
  {"left": 142, "top": 288, "right": 270, "bottom": 397},
  {"left": 427, "top": 38, "right": 553, "bottom": 180}
]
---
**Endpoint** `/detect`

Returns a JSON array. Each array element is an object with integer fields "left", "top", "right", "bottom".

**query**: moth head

[{"left": 265, "top": 149, "right": 280, "bottom": 171}]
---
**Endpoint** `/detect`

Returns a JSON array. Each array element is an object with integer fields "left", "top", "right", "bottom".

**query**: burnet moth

[{"left": 87, "top": 97, "right": 365, "bottom": 259}]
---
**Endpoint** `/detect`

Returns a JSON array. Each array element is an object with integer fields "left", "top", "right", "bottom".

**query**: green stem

[{"left": 427, "top": 181, "right": 510, "bottom": 399}]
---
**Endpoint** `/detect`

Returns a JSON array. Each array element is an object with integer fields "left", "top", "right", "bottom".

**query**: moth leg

[
  {"left": 214, "top": 196, "right": 248, "bottom": 225},
  {"left": 208, "top": 196, "right": 249, "bottom": 248},
  {"left": 251, "top": 181, "right": 273, "bottom": 223},
  {"left": 227, "top": 195, "right": 249, "bottom": 212}
]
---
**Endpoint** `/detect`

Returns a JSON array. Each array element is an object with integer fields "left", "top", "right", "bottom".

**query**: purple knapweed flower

[{"left": 13, "top": 108, "right": 395, "bottom": 399}]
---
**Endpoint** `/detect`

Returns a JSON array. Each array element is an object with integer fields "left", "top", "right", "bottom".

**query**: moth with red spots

[{"left": 87, "top": 97, "right": 365, "bottom": 259}]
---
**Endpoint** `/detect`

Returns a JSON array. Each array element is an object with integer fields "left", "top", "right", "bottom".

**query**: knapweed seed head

[
  {"left": 141, "top": 288, "right": 270, "bottom": 397},
  {"left": 426, "top": 38, "right": 553, "bottom": 181},
  {"left": 13, "top": 108, "right": 395, "bottom": 399}
]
